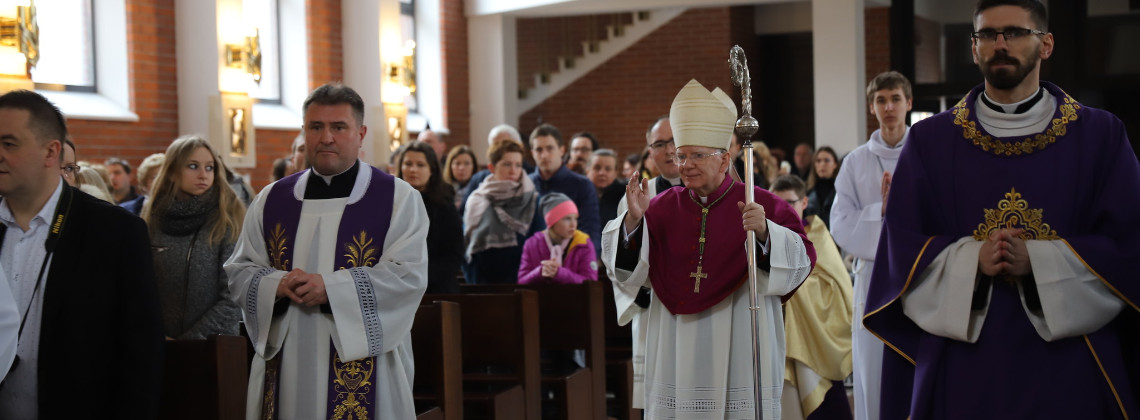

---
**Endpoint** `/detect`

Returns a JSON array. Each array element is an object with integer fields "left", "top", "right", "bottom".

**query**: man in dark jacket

[
  {"left": 0, "top": 90, "right": 164, "bottom": 418},
  {"left": 528, "top": 123, "right": 602, "bottom": 254}
]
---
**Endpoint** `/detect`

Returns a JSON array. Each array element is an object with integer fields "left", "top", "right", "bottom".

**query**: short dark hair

[
  {"left": 975, "top": 0, "right": 1048, "bottom": 31},
  {"left": 303, "top": 83, "right": 366, "bottom": 127},
  {"left": 570, "top": 132, "right": 599, "bottom": 151},
  {"left": 529, "top": 123, "right": 563, "bottom": 146},
  {"left": 866, "top": 71, "right": 913, "bottom": 102},
  {"left": 0, "top": 90, "right": 68, "bottom": 148},
  {"left": 771, "top": 174, "right": 807, "bottom": 199},
  {"left": 106, "top": 157, "right": 132, "bottom": 174}
]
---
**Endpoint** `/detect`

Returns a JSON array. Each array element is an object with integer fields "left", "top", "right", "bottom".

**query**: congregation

[{"left": 0, "top": 0, "right": 1134, "bottom": 419}]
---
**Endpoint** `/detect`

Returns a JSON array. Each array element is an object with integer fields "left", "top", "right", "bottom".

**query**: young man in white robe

[
  {"left": 603, "top": 79, "right": 814, "bottom": 419},
  {"left": 226, "top": 84, "right": 428, "bottom": 420},
  {"left": 828, "top": 70, "right": 911, "bottom": 420}
]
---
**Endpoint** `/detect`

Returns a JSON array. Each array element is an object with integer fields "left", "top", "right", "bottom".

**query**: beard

[{"left": 981, "top": 48, "right": 1039, "bottom": 90}]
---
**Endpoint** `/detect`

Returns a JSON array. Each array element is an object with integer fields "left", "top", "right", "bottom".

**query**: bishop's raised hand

[{"left": 623, "top": 173, "right": 652, "bottom": 231}]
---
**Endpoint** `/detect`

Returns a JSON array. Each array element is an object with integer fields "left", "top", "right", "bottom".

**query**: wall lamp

[
  {"left": 225, "top": 28, "right": 261, "bottom": 84},
  {"left": 0, "top": 0, "right": 37, "bottom": 77}
]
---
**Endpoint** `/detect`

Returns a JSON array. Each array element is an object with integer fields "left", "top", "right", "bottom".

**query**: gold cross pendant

[{"left": 689, "top": 265, "right": 708, "bottom": 293}]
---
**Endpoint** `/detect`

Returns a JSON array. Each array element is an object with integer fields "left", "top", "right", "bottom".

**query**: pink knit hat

[{"left": 541, "top": 193, "right": 579, "bottom": 228}]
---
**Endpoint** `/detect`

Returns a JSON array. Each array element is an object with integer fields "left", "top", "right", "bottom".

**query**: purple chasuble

[
  {"left": 644, "top": 174, "right": 816, "bottom": 314},
  {"left": 258, "top": 166, "right": 396, "bottom": 420},
  {"left": 864, "top": 82, "right": 1140, "bottom": 419}
]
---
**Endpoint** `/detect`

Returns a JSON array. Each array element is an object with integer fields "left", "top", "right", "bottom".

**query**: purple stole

[
  {"left": 644, "top": 174, "right": 815, "bottom": 314},
  {"left": 865, "top": 82, "right": 1140, "bottom": 418},
  {"left": 257, "top": 167, "right": 396, "bottom": 420}
]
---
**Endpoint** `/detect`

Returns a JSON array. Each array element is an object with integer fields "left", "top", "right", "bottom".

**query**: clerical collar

[
  {"left": 980, "top": 87, "right": 1044, "bottom": 114},
  {"left": 663, "top": 176, "right": 681, "bottom": 186},
  {"left": 305, "top": 160, "right": 360, "bottom": 199}
]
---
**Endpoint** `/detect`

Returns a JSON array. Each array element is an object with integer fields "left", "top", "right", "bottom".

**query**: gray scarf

[
  {"left": 464, "top": 176, "right": 537, "bottom": 260},
  {"left": 159, "top": 186, "right": 219, "bottom": 236}
]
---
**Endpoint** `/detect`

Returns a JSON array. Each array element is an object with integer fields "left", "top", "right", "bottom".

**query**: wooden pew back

[
  {"left": 425, "top": 290, "right": 541, "bottom": 420},
  {"left": 159, "top": 335, "right": 248, "bottom": 420},
  {"left": 462, "top": 282, "right": 607, "bottom": 420},
  {"left": 412, "top": 300, "right": 464, "bottom": 420}
]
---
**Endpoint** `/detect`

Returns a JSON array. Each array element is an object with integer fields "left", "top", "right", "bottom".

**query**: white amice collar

[
  {"left": 867, "top": 127, "right": 908, "bottom": 160},
  {"left": 975, "top": 92, "right": 1056, "bottom": 138}
]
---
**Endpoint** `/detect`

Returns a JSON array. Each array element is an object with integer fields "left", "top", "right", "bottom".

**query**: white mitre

[{"left": 668, "top": 79, "right": 737, "bottom": 150}]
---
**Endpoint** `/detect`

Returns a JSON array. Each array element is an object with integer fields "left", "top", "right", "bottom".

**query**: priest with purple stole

[
  {"left": 607, "top": 79, "right": 816, "bottom": 419},
  {"left": 226, "top": 84, "right": 428, "bottom": 419},
  {"left": 864, "top": 1, "right": 1140, "bottom": 418}
]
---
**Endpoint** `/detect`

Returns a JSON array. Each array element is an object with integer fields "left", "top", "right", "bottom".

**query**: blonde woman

[
  {"left": 74, "top": 166, "right": 114, "bottom": 203},
  {"left": 142, "top": 136, "right": 245, "bottom": 339}
]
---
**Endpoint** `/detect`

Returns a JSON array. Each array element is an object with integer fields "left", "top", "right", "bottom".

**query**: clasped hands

[
  {"left": 978, "top": 228, "right": 1031, "bottom": 277},
  {"left": 276, "top": 268, "right": 329, "bottom": 307},
  {"left": 540, "top": 259, "right": 561, "bottom": 278},
  {"left": 622, "top": 173, "right": 768, "bottom": 242}
]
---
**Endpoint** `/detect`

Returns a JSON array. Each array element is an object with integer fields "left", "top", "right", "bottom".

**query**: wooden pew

[
  {"left": 463, "top": 282, "right": 607, "bottom": 420},
  {"left": 160, "top": 335, "right": 248, "bottom": 420},
  {"left": 425, "top": 290, "right": 540, "bottom": 420},
  {"left": 412, "top": 300, "right": 464, "bottom": 420}
]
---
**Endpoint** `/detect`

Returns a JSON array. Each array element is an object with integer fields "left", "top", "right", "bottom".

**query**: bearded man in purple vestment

[{"left": 864, "top": 1, "right": 1140, "bottom": 419}]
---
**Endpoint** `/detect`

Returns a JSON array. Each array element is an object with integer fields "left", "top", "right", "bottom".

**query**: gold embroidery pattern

[
  {"left": 952, "top": 93, "right": 1080, "bottom": 156},
  {"left": 972, "top": 188, "right": 1060, "bottom": 241},
  {"left": 330, "top": 355, "right": 375, "bottom": 420},
  {"left": 260, "top": 355, "right": 280, "bottom": 420},
  {"left": 267, "top": 223, "right": 291, "bottom": 271},
  {"left": 340, "top": 230, "right": 379, "bottom": 269}
]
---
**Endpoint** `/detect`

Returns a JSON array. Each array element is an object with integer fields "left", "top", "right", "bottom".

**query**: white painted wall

[
  {"left": 342, "top": 0, "right": 402, "bottom": 166},
  {"left": 175, "top": 0, "right": 222, "bottom": 138},
  {"left": 467, "top": 14, "right": 518, "bottom": 163},
  {"left": 811, "top": 0, "right": 865, "bottom": 156}
]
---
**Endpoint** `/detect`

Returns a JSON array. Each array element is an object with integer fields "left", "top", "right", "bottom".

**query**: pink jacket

[{"left": 517, "top": 230, "right": 598, "bottom": 284}]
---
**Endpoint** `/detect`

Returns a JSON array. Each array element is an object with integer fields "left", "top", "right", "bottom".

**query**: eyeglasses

[
  {"left": 648, "top": 139, "right": 675, "bottom": 150},
  {"left": 675, "top": 150, "right": 726, "bottom": 165},
  {"left": 60, "top": 164, "right": 81, "bottom": 175},
  {"left": 971, "top": 27, "right": 1046, "bottom": 43}
]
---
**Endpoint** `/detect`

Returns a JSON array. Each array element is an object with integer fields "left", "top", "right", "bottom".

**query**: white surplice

[
  {"left": 605, "top": 206, "right": 811, "bottom": 419},
  {"left": 829, "top": 127, "right": 905, "bottom": 420},
  {"left": 225, "top": 166, "right": 428, "bottom": 420}
]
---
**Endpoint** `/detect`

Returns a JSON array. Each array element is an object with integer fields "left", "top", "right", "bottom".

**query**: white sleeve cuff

[
  {"left": 1024, "top": 240, "right": 1125, "bottom": 341},
  {"left": 902, "top": 237, "right": 988, "bottom": 343}
]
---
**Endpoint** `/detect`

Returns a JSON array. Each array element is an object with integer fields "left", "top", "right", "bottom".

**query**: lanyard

[{"left": 0, "top": 183, "right": 75, "bottom": 340}]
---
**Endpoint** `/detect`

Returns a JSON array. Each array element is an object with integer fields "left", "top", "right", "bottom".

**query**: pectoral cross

[{"left": 689, "top": 265, "right": 708, "bottom": 293}]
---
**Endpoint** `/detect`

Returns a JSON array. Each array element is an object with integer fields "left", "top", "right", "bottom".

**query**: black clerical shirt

[{"left": 305, "top": 160, "right": 360, "bottom": 199}]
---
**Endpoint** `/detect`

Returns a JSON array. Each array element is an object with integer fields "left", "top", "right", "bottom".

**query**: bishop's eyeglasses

[
  {"left": 971, "top": 27, "right": 1046, "bottom": 43},
  {"left": 675, "top": 150, "right": 726, "bottom": 166}
]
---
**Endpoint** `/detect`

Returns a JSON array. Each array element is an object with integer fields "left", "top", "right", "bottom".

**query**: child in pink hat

[{"left": 517, "top": 193, "right": 598, "bottom": 284}]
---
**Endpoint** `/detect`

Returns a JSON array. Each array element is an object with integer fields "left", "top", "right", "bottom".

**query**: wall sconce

[
  {"left": 225, "top": 28, "right": 261, "bottom": 84},
  {"left": 382, "top": 40, "right": 416, "bottom": 104},
  {"left": 0, "top": 0, "right": 37, "bottom": 77}
]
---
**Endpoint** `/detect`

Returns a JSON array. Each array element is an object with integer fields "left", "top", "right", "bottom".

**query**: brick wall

[
  {"left": 517, "top": 7, "right": 736, "bottom": 161},
  {"left": 64, "top": 0, "right": 342, "bottom": 193},
  {"left": 307, "top": 0, "right": 343, "bottom": 89},
  {"left": 441, "top": 0, "right": 469, "bottom": 148},
  {"left": 517, "top": 13, "right": 635, "bottom": 93},
  {"left": 68, "top": 0, "right": 179, "bottom": 175}
]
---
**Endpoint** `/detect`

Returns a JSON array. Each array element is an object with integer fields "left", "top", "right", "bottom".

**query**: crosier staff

[{"left": 729, "top": 44, "right": 764, "bottom": 420}]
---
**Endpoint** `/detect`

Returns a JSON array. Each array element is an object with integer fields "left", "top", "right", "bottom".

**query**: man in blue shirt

[{"left": 529, "top": 123, "right": 602, "bottom": 254}]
